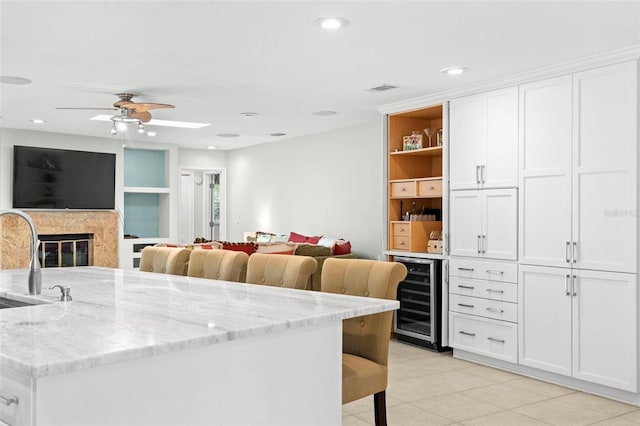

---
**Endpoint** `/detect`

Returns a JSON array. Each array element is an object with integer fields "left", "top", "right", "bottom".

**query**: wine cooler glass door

[{"left": 394, "top": 257, "right": 436, "bottom": 343}]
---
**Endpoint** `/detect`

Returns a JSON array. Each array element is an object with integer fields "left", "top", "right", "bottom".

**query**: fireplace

[
  {"left": 0, "top": 211, "right": 118, "bottom": 269},
  {"left": 38, "top": 233, "right": 94, "bottom": 268}
]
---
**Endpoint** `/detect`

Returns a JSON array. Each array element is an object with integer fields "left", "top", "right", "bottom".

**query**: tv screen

[{"left": 13, "top": 145, "right": 116, "bottom": 210}]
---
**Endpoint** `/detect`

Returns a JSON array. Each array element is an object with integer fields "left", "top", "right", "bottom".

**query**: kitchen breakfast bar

[{"left": 0, "top": 267, "right": 398, "bottom": 426}]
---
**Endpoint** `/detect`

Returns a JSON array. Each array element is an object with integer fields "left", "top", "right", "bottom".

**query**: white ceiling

[{"left": 1, "top": 1, "right": 639, "bottom": 150}]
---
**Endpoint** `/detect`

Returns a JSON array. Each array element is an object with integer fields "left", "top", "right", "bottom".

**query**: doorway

[{"left": 178, "top": 168, "right": 225, "bottom": 244}]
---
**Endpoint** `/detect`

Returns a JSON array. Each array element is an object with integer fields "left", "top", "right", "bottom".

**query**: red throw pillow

[
  {"left": 221, "top": 242, "right": 258, "bottom": 256},
  {"left": 334, "top": 241, "right": 352, "bottom": 255},
  {"left": 288, "top": 231, "right": 322, "bottom": 245}
]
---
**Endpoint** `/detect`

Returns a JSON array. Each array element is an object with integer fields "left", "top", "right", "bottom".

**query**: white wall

[{"left": 227, "top": 122, "right": 385, "bottom": 260}]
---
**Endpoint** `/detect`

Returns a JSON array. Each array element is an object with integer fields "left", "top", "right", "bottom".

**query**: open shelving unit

[
  {"left": 120, "top": 146, "right": 177, "bottom": 269},
  {"left": 387, "top": 104, "right": 444, "bottom": 254}
]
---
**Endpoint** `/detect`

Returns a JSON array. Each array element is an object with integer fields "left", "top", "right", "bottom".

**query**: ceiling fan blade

[
  {"left": 56, "top": 107, "right": 118, "bottom": 110},
  {"left": 130, "top": 111, "right": 152, "bottom": 123},
  {"left": 119, "top": 102, "right": 175, "bottom": 111}
]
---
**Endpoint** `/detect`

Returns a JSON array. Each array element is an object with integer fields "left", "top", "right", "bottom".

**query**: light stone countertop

[{"left": 0, "top": 267, "right": 398, "bottom": 378}]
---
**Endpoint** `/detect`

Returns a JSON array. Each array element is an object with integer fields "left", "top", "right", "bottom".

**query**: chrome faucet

[{"left": 0, "top": 209, "right": 42, "bottom": 295}]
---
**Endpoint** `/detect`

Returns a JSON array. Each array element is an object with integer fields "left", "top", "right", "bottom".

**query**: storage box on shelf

[
  {"left": 449, "top": 258, "right": 518, "bottom": 363},
  {"left": 387, "top": 105, "right": 444, "bottom": 255},
  {"left": 389, "top": 220, "right": 442, "bottom": 252}
]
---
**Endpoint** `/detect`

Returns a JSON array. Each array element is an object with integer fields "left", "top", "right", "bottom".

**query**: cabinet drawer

[
  {"left": 391, "top": 222, "right": 411, "bottom": 236},
  {"left": 450, "top": 294, "right": 517, "bottom": 322},
  {"left": 391, "top": 236, "right": 411, "bottom": 251},
  {"left": 449, "top": 312, "right": 518, "bottom": 363},
  {"left": 0, "top": 367, "right": 32, "bottom": 426},
  {"left": 449, "top": 258, "right": 517, "bottom": 283},
  {"left": 390, "top": 181, "right": 416, "bottom": 198},
  {"left": 417, "top": 179, "right": 442, "bottom": 197},
  {"left": 449, "top": 276, "right": 517, "bottom": 303}
]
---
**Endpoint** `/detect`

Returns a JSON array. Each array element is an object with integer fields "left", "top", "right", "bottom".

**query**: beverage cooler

[{"left": 393, "top": 256, "right": 448, "bottom": 351}]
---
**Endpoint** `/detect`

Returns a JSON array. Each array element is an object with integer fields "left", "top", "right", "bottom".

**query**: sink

[{"left": 0, "top": 295, "right": 49, "bottom": 309}]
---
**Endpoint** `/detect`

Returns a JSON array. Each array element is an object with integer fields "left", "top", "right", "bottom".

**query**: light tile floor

[{"left": 343, "top": 340, "right": 640, "bottom": 426}]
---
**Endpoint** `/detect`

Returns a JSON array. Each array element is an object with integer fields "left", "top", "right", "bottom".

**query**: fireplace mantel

[{"left": 0, "top": 211, "right": 118, "bottom": 269}]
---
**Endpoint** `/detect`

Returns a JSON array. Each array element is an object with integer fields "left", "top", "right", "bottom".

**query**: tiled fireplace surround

[{"left": 0, "top": 211, "right": 118, "bottom": 269}]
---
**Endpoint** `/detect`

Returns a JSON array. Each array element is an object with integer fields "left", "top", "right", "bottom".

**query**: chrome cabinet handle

[
  {"left": 572, "top": 275, "right": 577, "bottom": 296},
  {"left": 457, "top": 267, "right": 474, "bottom": 271},
  {"left": 445, "top": 233, "right": 449, "bottom": 255},
  {"left": 476, "top": 165, "right": 481, "bottom": 184},
  {"left": 458, "top": 285, "right": 475, "bottom": 290},
  {"left": 572, "top": 242, "right": 577, "bottom": 264},
  {"left": 486, "top": 288, "right": 504, "bottom": 294},
  {"left": 486, "top": 307, "right": 504, "bottom": 313},
  {"left": 0, "top": 395, "right": 19, "bottom": 406},
  {"left": 566, "top": 242, "right": 571, "bottom": 263},
  {"left": 459, "top": 331, "right": 476, "bottom": 337},
  {"left": 477, "top": 235, "right": 481, "bottom": 254},
  {"left": 565, "top": 275, "right": 571, "bottom": 296},
  {"left": 487, "top": 337, "right": 505, "bottom": 343},
  {"left": 482, "top": 235, "right": 486, "bottom": 254},
  {"left": 486, "top": 270, "right": 504, "bottom": 275},
  {"left": 458, "top": 303, "right": 475, "bottom": 308},
  {"left": 481, "top": 165, "right": 486, "bottom": 184}
]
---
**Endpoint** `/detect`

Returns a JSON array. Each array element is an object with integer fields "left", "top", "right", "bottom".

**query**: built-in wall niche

[{"left": 123, "top": 148, "right": 169, "bottom": 238}]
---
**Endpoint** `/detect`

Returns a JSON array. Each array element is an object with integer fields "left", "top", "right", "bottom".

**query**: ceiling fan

[
  {"left": 56, "top": 93, "right": 175, "bottom": 134},
  {"left": 57, "top": 92, "right": 175, "bottom": 122}
]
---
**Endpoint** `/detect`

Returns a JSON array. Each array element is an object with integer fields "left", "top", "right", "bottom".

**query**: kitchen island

[{"left": 0, "top": 267, "right": 398, "bottom": 426}]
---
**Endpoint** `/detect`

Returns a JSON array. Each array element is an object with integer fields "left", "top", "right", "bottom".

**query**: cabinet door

[
  {"left": 483, "top": 188, "right": 518, "bottom": 260},
  {"left": 450, "top": 190, "right": 482, "bottom": 257},
  {"left": 519, "top": 76, "right": 573, "bottom": 268},
  {"left": 519, "top": 265, "right": 572, "bottom": 376},
  {"left": 572, "top": 61, "right": 637, "bottom": 273},
  {"left": 483, "top": 87, "right": 518, "bottom": 189},
  {"left": 449, "top": 95, "right": 482, "bottom": 190},
  {"left": 572, "top": 270, "right": 637, "bottom": 392}
]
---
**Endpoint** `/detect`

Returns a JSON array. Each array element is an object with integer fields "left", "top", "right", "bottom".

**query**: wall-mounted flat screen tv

[{"left": 13, "top": 145, "right": 116, "bottom": 210}]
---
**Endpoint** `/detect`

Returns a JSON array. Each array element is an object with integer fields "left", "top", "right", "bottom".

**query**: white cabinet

[
  {"left": 519, "top": 61, "right": 637, "bottom": 273},
  {"left": 449, "top": 258, "right": 519, "bottom": 363},
  {"left": 519, "top": 265, "right": 637, "bottom": 392},
  {"left": 0, "top": 366, "right": 32, "bottom": 426},
  {"left": 450, "top": 188, "right": 517, "bottom": 260},
  {"left": 450, "top": 86, "right": 518, "bottom": 190}
]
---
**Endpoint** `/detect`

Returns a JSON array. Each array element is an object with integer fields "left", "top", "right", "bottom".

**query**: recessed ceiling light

[
  {"left": 207, "top": 146, "right": 216, "bottom": 150},
  {"left": 241, "top": 112, "right": 259, "bottom": 117},
  {"left": 30, "top": 119, "right": 46, "bottom": 124},
  {"left": 90, "top": 115, "right": 210, "bottom": 129},
  {"left": 217, "top": 133, "right": 239, "bottom": 138},
  {"left": 314, "top": 17, "right": 349, "bottom": 30},
  {"left": 146, "top": 131, "right": 157, "bottom": 137},
  {"left": 0, "top": 76, "right": 31, "bottom": 85},
  {"left": 440, "top": 66, "right": 469, "bottom": 76},
  {"left": 269, "top": 132, "right": 286, "bottom": 137},
  {"left": 312, "top": 110, "right": 337, "bottom": 116}
]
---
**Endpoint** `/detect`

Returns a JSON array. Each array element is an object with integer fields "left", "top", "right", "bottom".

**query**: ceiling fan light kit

[{"left": 58, "top": 92, "right": 175, "bottom": 136}]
